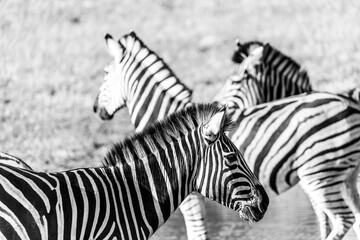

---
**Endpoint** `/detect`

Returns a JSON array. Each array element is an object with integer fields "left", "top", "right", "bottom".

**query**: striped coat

[
  {"left": 0, "top": 104, "right": 269, "bottom": 240},
  {"left": 229, "top": 90, "right": 360, "bottom": 240}
]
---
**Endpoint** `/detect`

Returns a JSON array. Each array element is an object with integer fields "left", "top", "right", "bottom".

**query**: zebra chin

[
  {"left": 98, "top": 108, "right": 114, "bottom": 120},
  {"left": 233, "top": 185, "right": 269, "bottom": 222}
]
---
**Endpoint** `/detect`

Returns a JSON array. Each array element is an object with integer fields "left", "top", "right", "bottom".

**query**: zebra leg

[
  {"left": 299, "top": 181, "right": 353, "bottom": 240},
  {"left": 342, "top": 162, "right": 360, "bottom": 239},
  {"left": 179, "top": 192, "right": 208, "bottom": 240},
  {"left": 309, "top": 197, "right": 331, "bottom": 240},
  {"left": 325, "top": 213, "right": 354, "bottom": 240}
]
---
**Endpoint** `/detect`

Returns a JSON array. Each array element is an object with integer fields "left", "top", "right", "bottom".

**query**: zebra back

[
  {"left": 0, "top": 151, "right": 32, "bottom": 170},
  {"left": 230, "top": 91, "right": 360, "bottom": 194}
]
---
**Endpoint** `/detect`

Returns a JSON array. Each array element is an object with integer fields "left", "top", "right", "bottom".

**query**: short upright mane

[
  {"left": 262, "top": 43, "right": 302, "bottom": 71},
  {"left": 104, "top": 103, "right": 232, "bottom": 167},
  {"left": 118, "top": 31, "right": 192, "bottom": 97}
]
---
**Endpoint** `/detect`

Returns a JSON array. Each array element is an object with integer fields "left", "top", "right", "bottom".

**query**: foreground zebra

[
  {"left": 0, "top": 104, "right": 268, "bottom": 240},
  {"left": 0, "top": 151, "right": 32, "bottom": 170},
  {"left": 94, "top": 32, "right": 312, "bottom": 240}
]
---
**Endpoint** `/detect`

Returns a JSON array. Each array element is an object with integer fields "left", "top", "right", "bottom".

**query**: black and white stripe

[
  {"left": 0, "top": 104, "right": 268, "bottom": 240},
  {"left": 94, "top": 32, "right": 192, "bottom": 132}
]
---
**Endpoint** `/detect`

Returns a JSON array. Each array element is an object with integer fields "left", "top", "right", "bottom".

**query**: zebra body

[
  {"left": 94, "top": 32, "right": 314, "bottom": 240},
  {"left": 0, "top": 104, "right": 268, "bottom": 239},
  {"left": 229, "top": 90, "right": 360, "bottom": 240}
]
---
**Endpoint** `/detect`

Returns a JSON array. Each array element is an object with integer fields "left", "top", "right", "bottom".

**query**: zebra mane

[
  {"left": 233, "top": 42, "right": 305, "bottom": 72},
  {"left": 231, "top": 41, "right": 264, "bottom": 63},
  {"left": 118, "top": 31, "right": 192, "bottom": 97},
  {"left": 103, "top": 103, "right": 233, "bottom": 167},
  {"left": 261, "top": 43, "right": 302, "bottom": 71}
]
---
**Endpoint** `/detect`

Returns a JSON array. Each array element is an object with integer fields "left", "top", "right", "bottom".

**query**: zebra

[
  {"left": 213, "top": 39, "right": 312, "bottom": 109},
  {"left": 223, "top": 89, "right": 360, "bottom": 240},
  {"left": 93, "top": 32, "right": 206, "bottom": 240},
  {"left": 0, "top": 151, "right": 32, "bottom": 170},
  {"left": 93, "top": 32, "right": 314, "bottom": 239},
  {"left": 94, "top": 33, "right": 192, "bottom": 131},
  {"left": 0, "top": 103, "right": 269, "bottom": 240}
]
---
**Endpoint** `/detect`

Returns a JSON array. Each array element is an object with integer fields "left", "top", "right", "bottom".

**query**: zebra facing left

[{"left": 0, "top": 103, "right": 269, "bottom": 240}]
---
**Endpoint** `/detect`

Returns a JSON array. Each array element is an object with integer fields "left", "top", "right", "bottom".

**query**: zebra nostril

[
  {"left": 256, "top": 184, "right": 269, "bottom": 213},
  {"left": 93, "top": 98, "right": 99, "bottom": 113},
  {"left": 93, "top": 94, "right": 100, "bottom": 113}
]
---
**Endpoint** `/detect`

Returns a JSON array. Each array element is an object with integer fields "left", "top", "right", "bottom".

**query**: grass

[{"left": 1, "top": 0, "right": 360, "bottom": 173}]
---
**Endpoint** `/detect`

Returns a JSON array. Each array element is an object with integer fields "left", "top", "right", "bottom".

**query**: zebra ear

[
  {"left": 234, "top": 39, "right": 242, "bottom": 49},
  {"left": 105, "top": 33, "right": 123, "bottom": 62},
  {"left": 202, "top": 110, "right": 226, "bottom": 141}
]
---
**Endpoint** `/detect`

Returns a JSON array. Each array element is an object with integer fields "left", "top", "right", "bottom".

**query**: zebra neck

[
  {"left": 214, "top": 78, "right": 264, "bottom": 112},
  {"left": 112, "top": 133, "right": 200, "bottom": 233},
  {"left": 127, "top": 87, "right": 192, "bottom": 132}
]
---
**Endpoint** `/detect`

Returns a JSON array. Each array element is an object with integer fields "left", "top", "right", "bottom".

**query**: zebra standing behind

[
  {"left": 94, "top": 32, "right": 313, "bottom": 240},
  {"left": 213, "top": 41, "right": 360, "bottom": 240},
  {"left": 213, "top": 40, "right": 312, "bottom": 110},
  {"left": 0, "top": 104, "right": 269, "bottom": 240},
  {"left": 221, "top": 90, "right": 360, "bottom": 240}
]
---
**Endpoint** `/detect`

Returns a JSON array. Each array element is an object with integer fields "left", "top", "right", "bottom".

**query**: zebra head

[
  {"left": 231, "top": 39, "right": 264, "bottom": 64},
  {"left": 93, "top": 34, "right": 127, "bottom": 120},
  {"left": 213, "top": 45, "right": 265, "bottom": 111},
  {"left": 94, "top": 32, "right": 192, "bottom": 129},
  {"left": 232, "top": 41, "right": 312, "bottom": 102},
  {"left": 196, "top": 106, "right": 269, "bottom": 222}
]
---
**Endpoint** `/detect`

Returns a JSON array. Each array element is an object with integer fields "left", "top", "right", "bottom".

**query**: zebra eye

[{"left": 225, "top": 153, "right": 237, "bottom": 164}]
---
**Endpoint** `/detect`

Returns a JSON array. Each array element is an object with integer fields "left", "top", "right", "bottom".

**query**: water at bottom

[{"left": 151, "top": 185, "right": 357, "bottom": 240}]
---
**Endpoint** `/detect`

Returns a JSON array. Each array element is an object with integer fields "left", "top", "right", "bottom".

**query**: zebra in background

[
  {"left": 213, "top": 40, "right": 312, "bottom": 110},
  {"left": 94, "top": 33, "right": 192, "bottom": 131},
  {"left": 222, "top": 89, "right": 360, "bottom": 240},
  {"left": 93, "top": 32, "right": 207, "bottom": 240},
  {"left": 0, "top": 151, "right": 32, "bottom": 170},
  {"left": 94, "top": 31, "right": 314, "bottom": 240},
  {"left": 0, "top": 104, "right": 269, "bottom": 240}
]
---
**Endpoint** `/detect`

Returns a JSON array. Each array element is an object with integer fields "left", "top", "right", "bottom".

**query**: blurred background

[{"left": 0, "top": 0, "right": 359, "bottom": 239}]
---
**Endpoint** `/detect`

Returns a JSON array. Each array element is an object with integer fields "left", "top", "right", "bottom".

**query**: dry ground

[
  {"left": 1, "top": 0, "right": 360, "bottom": 239},
  {"left": 1, "top": 0, "right": 360, "bottom": 171}
]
